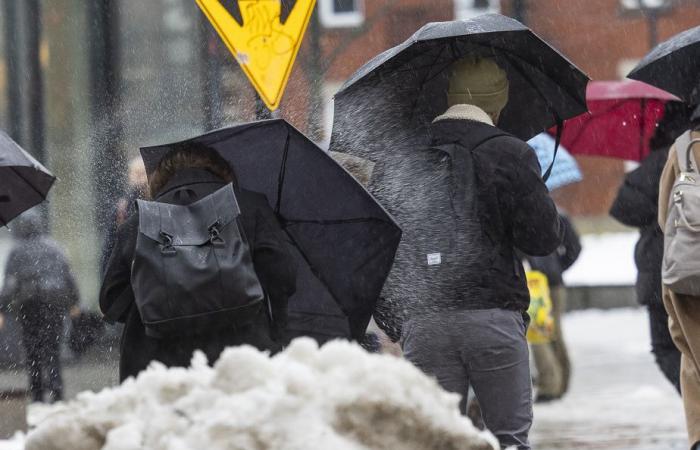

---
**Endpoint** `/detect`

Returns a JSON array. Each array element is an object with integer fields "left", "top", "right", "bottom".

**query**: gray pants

[{"left": 402, "top": 309, "right": 532, "bottom": 450}]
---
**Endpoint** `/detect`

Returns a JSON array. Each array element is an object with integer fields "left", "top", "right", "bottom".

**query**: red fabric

[{"left": 551, "top": 80, "right": 680, "bottom": 161}]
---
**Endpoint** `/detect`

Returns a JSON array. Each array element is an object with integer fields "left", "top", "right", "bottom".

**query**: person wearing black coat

[
  {"left": 609, "top": 102, "right": 687, "bottom": 393},
  {"left": 525, "top": 214, "right": 581, "bottom": 401},
  {"left": 610, "top": 146, "right": 681, "bottom": 393},
  {"left": 395, "top": 57, "right": 562, "bottom": 450},
  {"left": 100, "top": 146, "right": 296, "bottom": 382}
]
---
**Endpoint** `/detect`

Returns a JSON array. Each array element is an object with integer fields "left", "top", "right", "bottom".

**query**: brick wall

[
  {"left": 501, "top": 0, "right": 700, "bottom": 217},
  {"left": 280, "top": 0, "right": 700, "bottom": 218}
]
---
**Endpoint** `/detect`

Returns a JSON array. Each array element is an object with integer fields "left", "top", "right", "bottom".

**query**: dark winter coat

[
  {"left": 373, "top": 111, "right": 562, "bottom": 339},
  {"left": 525, "top": 214, "right": 581, "bottom": 287},
  {"left": 0, "top": 209, "right": 80, "bottom": 313},
  {"left": 100, "top": 168, "right": 296, "bottom": 381},
  {"left": 610, "top": 148, "right": 668, "bottom": 306}
]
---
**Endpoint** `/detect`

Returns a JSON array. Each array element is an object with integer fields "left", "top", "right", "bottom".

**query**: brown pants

[
  {"left": 663, "top": 288, "right": 700, "bottom": 449},
  {"left": 531, "top": 286, "right": 571, "bottom": 399}
]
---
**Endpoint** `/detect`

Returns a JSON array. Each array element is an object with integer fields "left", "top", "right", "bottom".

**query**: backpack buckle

[
  {"left": 208, "top": 222, "right": 226, "bottom": 247},
  {"left": 159, "top": 231, "right": 176, "bottom": 256}
]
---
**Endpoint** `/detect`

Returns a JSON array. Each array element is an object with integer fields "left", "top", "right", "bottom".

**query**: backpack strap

[
  {"left": 676, "top": 131, "right": 692, "bottom": 173},
  {"left": 674, "top": 130, "right": 700, "bottom": 174}
]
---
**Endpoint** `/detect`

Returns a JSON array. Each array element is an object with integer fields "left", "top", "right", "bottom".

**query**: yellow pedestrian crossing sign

[{"left": 196, "top": 0, "right": 317, "bottom": 111}]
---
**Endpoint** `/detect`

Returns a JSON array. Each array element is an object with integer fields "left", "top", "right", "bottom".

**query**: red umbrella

[{"left": 553, "top": 80, "right": 681, "bottom": 161}]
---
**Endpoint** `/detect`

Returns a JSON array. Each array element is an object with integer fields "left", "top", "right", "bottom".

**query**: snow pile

[
  {"left": 0, "top": 433, "right": 24, "bottom": 450},
  {"left": 23, "top": 338, "right": 497, "bottom": 450}
]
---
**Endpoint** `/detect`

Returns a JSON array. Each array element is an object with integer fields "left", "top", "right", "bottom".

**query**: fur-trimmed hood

[{"left": 432, "top": 104, "right": 494, "bottom": 126}]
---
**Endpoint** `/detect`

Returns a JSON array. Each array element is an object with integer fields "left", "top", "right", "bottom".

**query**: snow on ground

[
  {"left": 531, "top": 308, "right": 686, "bottom": 450},
  {"left": 564, "top": 232, "right": 638, "bottom": 287},
  {"left": 0, "top": 433, "right": 23, "bottom": 450},
  {"left": 21, "top": 338, "right": 497, "bottom": 450}
]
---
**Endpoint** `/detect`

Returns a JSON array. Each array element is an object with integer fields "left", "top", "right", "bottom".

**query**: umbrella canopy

[
  {"left": 0, "top": 131, "right": 55, "bottom": 226},
  {"left": 141, "top": 119, "right": 402, "bottom": 341},
  {"left": 628, "top": 24, "right": 700, "bottom": 104},
  {"left": 527, "top": 133, "right": 582, "bottom": 191},
  {"left": 554, "top": 80, "right": 681, "bottom": 161},
  {"left": 332, "top": 13, "right": 590, "bottom": 157}
]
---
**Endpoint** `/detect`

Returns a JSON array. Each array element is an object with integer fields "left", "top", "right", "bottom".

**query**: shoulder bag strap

[{"left": 676, "top": 131, "right": 692, "bottom": 173}]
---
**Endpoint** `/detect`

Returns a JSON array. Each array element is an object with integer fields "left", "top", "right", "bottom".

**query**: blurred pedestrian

[
  {"left": 100, "top": 157, "right": 148, "bottom": 274},
  {"left": 659, "top": 106, "right": 700, "bottom": 450},
  {"left": 0, "top": 208, "right": 80, "bottom": 403},
  {"left": 525, "top": 213, "right": 581, "bottom": 401},
  {"left": 610, "top": 102, "right": 687, "bottom": 394},
  {"left": 397, "top": 57, "right": 563, "bottom": 450},
  {"left": 100, "top": 145, "right": 296, "bottom": 381}
]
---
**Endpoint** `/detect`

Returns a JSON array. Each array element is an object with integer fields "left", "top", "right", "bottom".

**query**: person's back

[
  {"left": 396, "top": 56, "right": 561, "bottom": 450},
  {"left": 611, "top": 102, "right": 688, "bottom": 394},
  {"left": 100, "top": 147, "right": 296, "bottom": 381},
  {"left": 0, "top": 208, "right": 79, "bottom": 402}
]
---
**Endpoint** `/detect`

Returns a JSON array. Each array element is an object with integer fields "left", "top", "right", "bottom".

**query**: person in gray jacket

[
  {"left": 384, "top": 57, "right": 562, "bottom": 450},
  {"left": 0, "top": 208, "right": 80, "bottom": 403}
]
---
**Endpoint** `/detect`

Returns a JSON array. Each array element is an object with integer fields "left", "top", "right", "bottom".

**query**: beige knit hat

[{"left": 446, "top": 56, "right": 509, "bottom": 117}]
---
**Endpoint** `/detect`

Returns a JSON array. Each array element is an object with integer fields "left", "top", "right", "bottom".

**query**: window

[
  {"left": 619, "top": 0, "right": 670, "bottom": 11},
  {"left": 454, "top": 0, "right": 500, "bottom": 20},
  {"left": 319, "top": 0, "right": 364, "bottom": 28}
]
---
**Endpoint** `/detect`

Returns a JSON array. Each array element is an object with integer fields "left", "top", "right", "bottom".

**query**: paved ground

[
  {"left": 0, "top": 308, "right": 689, "bottom": 448},
  {"left": 0, "top": 344, "right": 119, "bottom": 439},
  {"left": 531, "top": 308, "right": 686, "bottom": 449}
]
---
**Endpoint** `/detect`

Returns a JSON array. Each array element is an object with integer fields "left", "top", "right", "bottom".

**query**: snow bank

[
  {"left": 23, "top": 338, "right": 497, "bottom": 450},
  {"left": 563, "top": 232, "right": 638, "bottom": 286},
  {"left": 0, "top": 433, "right": 24, "bottom": 450}
]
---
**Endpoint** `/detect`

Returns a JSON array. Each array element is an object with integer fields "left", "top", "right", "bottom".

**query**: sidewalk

[
  {"left": 0, "top": 308, "right": 687, "bottom": 448},
  {"left": 531, "top": 308, "right": 686, "bottom": 449}
]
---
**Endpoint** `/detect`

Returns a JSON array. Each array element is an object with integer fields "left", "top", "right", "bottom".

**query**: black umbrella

[
  {"left": 0, "top": 131, "right": 55, "bottom": 226},
  {"left": 141, "top": 119, "right": 402, "bottom": 342},
  {"left": 628, "top": 25, "right": 700, "bottom": 104},
  {"left": 332, "top": 13, "right": 589, "bottom": 156}
]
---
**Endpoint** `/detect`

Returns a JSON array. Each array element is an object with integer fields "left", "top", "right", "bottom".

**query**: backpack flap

[{"left": 137, "top": 184, "right": 240, "bottom": 247}]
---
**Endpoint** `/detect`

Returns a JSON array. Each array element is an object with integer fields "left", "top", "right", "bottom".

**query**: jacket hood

[{"left": 155, "top": 168, "right": 229, "bottom": 200}]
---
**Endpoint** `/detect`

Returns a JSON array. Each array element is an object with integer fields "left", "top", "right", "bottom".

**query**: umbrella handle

[
  {"left": 685, "top": 139, "right": 700, "bottom": 173},
  {"left": 542, "top": 118, "right": 564, "bottom": 182}
]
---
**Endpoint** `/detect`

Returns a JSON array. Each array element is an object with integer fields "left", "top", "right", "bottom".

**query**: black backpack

[{"left": 131, "top": 184, "right": 264, "bottom": 338}]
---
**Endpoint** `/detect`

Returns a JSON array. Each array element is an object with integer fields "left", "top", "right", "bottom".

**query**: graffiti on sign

[{"left": 197, "top": 0, "right": 317, "bottom": 110}]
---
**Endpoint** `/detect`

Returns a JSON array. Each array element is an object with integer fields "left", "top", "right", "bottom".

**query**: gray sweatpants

[{"left": 401, "top": 308, "right": 532, "bottom": 450}]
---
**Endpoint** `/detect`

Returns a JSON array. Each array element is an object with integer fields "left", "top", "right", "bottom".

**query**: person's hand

[
  {"left": 0, "top": 313, "right": 5, "bottom": 331},
  {"left": 69, "top": 306, "right": 81, "bottom": 319}
]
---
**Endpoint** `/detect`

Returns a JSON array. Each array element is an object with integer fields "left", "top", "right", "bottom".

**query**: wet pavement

[{"left": 531, "top": 308, "right": 686, "bottom": 449}]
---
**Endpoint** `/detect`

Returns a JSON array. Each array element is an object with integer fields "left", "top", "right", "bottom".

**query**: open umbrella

[
  {"left": 141, "top": 119, "right": 402, "bottom": 342},
  {"left": 554, "top": 80, "right": 681, "bottom": 161},
  {"left": 0, "top": 131, "right": 55, "bottom": 226},
  {"left": 628, "top": 24, "right": 700, "bottom": 104},
  {"left": 527, "top": 133, "right": 582, "bottom": 191},
  {"left": 331, "top": 13, "right": 590, "bottom": 163}
]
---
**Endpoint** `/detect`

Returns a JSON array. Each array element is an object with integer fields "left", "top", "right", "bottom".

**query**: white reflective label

[{"left": 427, "top": 253, "right": 442, "bottom": 265}]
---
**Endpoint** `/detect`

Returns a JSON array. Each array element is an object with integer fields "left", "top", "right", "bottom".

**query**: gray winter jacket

[{"left": 0, "top": 209, "right": 79, "bottom": 312}]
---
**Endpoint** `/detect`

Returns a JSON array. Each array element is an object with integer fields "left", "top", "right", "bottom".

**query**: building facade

[{"left": 1, "top": 0, "right": 700, "bottom": 302}]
